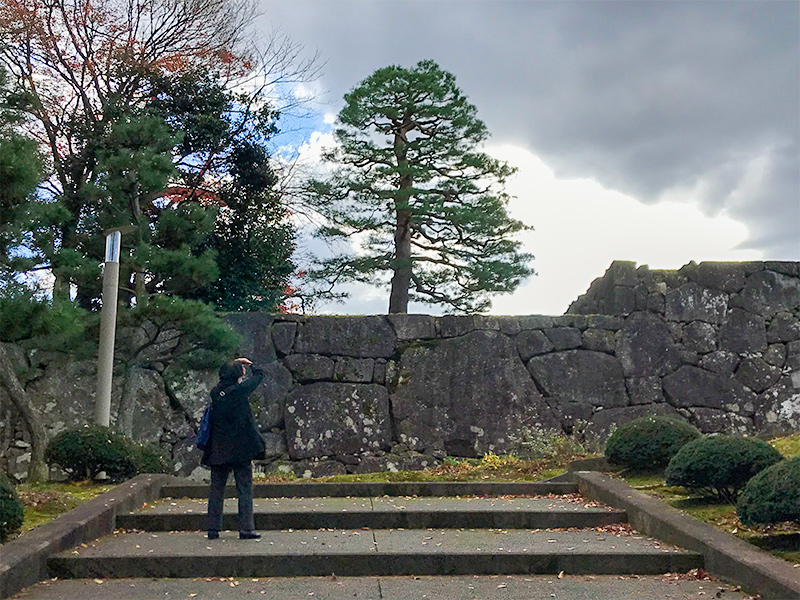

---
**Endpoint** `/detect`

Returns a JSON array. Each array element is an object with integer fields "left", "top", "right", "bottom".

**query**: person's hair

[{"left": 218, "top": 361, "right": 244, "bottom": 382}]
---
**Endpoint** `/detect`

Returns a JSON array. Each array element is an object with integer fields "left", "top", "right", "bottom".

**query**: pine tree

[{"left": 305, "top": 60, "right": 534, "bottom": 313}]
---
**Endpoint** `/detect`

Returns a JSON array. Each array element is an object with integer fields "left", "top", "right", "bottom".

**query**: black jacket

[{"left": 201, "top": 366, "right": 266, "bottom": 467}]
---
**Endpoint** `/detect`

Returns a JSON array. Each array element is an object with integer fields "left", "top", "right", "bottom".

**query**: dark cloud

[{"left": 260, "top": 0, "right": 799, "bottom": 258}]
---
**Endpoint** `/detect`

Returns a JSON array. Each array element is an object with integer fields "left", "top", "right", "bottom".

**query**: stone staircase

[{"left": 42, "top": 481, "right": 708, "bottom": 584}]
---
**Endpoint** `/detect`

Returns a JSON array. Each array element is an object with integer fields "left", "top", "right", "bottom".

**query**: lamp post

[{"left": 94, "top": 226, "right": 137, "bottom": 427}]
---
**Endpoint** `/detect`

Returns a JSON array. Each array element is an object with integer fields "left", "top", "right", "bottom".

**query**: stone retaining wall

[{"left": 1, "top": 261, "right": 798, "bottom": 480}]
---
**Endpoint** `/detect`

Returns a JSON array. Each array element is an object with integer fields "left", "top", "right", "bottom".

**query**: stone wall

[{"left": 1, "top": 260, "right": 798, "bottom": 481}]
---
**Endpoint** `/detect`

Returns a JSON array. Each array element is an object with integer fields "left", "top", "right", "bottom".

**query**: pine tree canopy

[{"left": 305, "top": 59, "right": 534, "bottom": 313}]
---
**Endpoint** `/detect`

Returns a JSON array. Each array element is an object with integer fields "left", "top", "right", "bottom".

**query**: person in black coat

[{"left": 203, "top": 357, "right": 266, "bottom": 540}]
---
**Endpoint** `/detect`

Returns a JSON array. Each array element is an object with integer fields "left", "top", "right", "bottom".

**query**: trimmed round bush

[
  {"left": 605, "top": 416, "right": 701, "bottom": 471},
  {"left": 45, "top": 425, "right": 137, "bottom": 482},
  {"left": 0, "top": 471, "right": 24, "bottom": 542},
  {"left": 132, "top": 442, "right": 172, "bottom": 475},
  {"left": 737, "top": 456, "right": 800, "bottom": 526},
  {"left": 665, "top": 435, "right": 783, "bottom": 503}
]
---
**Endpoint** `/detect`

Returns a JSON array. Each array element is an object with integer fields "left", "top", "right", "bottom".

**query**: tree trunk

[
  {"left": 117, "top": 364, "right": 145, "bottom": 437},
  {"left": 388, "top": 207, "right": 412, "bottom": 313},
  {"left": 0, "top": 345, "right": 49, "bottom": 482}
]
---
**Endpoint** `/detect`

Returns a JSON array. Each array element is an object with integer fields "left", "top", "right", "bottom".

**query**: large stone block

[
  {"left": 293, "top": 317, "right": 396, "bottom": 358},
  {"left": 687, "top": 407, "right": 753, "bottom": 434},
  {"left": 262, "top": 432, "right": 287, "bottom": 458},
  {"left": 586, "top": 315, "right": 624, "bottom": 330},
  {"left": 496, "top": 317, "right": 522, "bottom": 336},
  {"left": 682, "top": 321, "right": 717, "bottom": 354},
  {"left": 626, "top": 376, "right": 665, "bottom": 405},
  {"left": 386, "top": 314, "right": 436, "bottom": 341},
  {"left": 283, "top": 354, "right": 334, "bottom": 382},
  {"left": 552, "top": 401, "right": 594, "bottom": 433},
  {"left": 599, "top": 286, "right": 636, "bottom": 316},
  {"left": 172, "top": 437, "right": 202, "bottom": 477},
  {"left": 735, "top": 357, "right": 781, "bottom": 394},
  {"left": 753, "top": 376, "right": 800, "bottom": 434},
  {"left": 129, "top": 369, "right": 172, "bottom": 443},
  {"left": 527, "top": 350, "right": 628, "bottom": 409},
  {"left": 582, "top": 329, "right": 616, "bottom": 354},
  {"left": 285, "top": 383, "right": 391, "bottom": 460},
  {"left": 719, "top": 308, "right": 767, "bottom": 354},
  {"left": 663, "top": 365, "right": 756, "bottom": 411},
  {"left": 698, "top": 350, "right": 739, "bottom": 375},
  {"left": 767, "top": 312, "right": 800, "bottom": 343},
  {"left": 763, "top": 261, "right": 800, "bottom": 277},
  {"left": 252, "top": 361, "right": 293, "bottom": 431},
  {"left": 738, "top": 269, "right": 800, "bottom": 317},
  {"left": 392, "top": 330, "right": 558, "bottom": 456},
  {"left": 25, "top": 359, "right": 100, "bottom": 438},
  {"left": 516, "top": 330, "right": 554, "bottom": 361},
  {"left": 293, "top": 459, "right": 347, "bottom": 478},
  {"left": 517, "top": 315, "right": 556, "bottom": 330},
  {"left": 333, "top": 357, "right": 375, "bottom": 383},
  {"left": 605, "top": 260, "right": 639, "bottom": 286},
  {"left": 438, "top": 315, "right": 500, "bottom": 337},
  {"left": 543, "top": 327, "right": 582, "bottom": 351},
  {"left": 616, "top": 312, "right": 680, "bottom": 377},
  {"left": 224, "top": 313, "right": 276, "bottom": 363},
  {"left": 271, "top": 322, "right": 297, "bottom": 356},
  {"left": 695, "top": 262, "right": 747, "bottom": 293},
  {"left": 665, "top": 283, "right": 728, "bottom": 324},
  {"left": 763, "top": 344, "right": 786, "bottom": 367}
]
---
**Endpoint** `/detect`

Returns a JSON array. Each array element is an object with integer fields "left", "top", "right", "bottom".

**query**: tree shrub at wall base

[
  {"left": 665, "top": 435, "right": 784, "bottom": 503},
  {"left": 604, "top": 416, "right": 701, "bottom": 471},
  {"left": 45, "top": 425, "right": 144, "bottom": 482},
  {"left": 0, "top": 471, "right": 24, "bottom": 542},
  {"left": 132, "top": 442, "right": 172, "bottom": 475},
  {"left": 737, "top": 456, "right": 800, "bottom": 526}
]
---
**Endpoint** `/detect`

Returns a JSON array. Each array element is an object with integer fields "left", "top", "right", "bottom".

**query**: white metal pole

[{"left": 94, "top": 230, "right": 121, "bottom": 427}]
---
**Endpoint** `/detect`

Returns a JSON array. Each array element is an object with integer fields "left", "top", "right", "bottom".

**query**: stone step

[
  {"left": 12, "top": 574, "right": 752, "bottom": 600},
  {"left": 48, "top": 529, "right": 702, "bottom": 579},
  {"left": 117, "top": 496, "right": 626, "bottom": 531},
  {"left": 117, "top": 497, "right": 625, "bottom": 531},
  {"left": 160, "top": 481, "right": 578, "bottom": 499}
]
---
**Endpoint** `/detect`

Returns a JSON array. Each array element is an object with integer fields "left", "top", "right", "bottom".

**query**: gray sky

[{"left": 259, "top": 0, "right": 799, "bottom": 315}]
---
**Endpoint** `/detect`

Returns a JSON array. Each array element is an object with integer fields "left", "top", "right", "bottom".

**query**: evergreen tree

[
  {"left": 191, "top": 141, "right": 295, "bottom": 311},
  {"left": 305, "top": 60, "right": 533, "bottom": 313}
]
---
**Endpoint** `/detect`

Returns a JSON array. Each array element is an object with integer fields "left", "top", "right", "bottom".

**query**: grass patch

[
  {"left": 770, "top": 432, "right": 800, "bottom": 458},
  {"left": 15, "top": 481, "right": 114, "bottom": 534},
  {"left": 619, "top": 432, "right": 800, "bottom": 565},
  {"left": 623, "top": 474, "right": 800, "bottom": 563},
  {"left": 255, "top": 451, "right": 585, "bottom": 485},
  {"left": 316, "top": 458, "right": 568, "bottom": 484}
]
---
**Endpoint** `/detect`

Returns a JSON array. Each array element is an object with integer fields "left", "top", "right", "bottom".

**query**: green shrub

[
  {"left": 507, "top": 425, "right": 589, "bottom": 461},
  {"left": 0, "top": 471, "right": 24, "bottom": 542},
  {"left": 665, "top": 435, "right": 783, "bottom": 503},
  {"left": 604, "top": 416, "right": 701, "bottom": 471},
  {"left": 737, "top": 456, "right": 800, "bottom": 526},
  {"left": 45, "top": 425, "right": 137, "bottom": 482},
  {"left": 132, "top": 442, "right": 172, "bottom": 475}
]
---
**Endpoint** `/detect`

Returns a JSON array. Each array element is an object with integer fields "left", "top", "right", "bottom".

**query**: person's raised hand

[{"left": 234, "top": 357, "right": 253, "bottom": 365}]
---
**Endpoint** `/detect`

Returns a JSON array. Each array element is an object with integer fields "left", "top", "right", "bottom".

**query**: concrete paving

[
  {"left": 11, "top": 575, "right": 753, "bottom": 600},
  {"left": 118, "top": 496, "right": 626, "bottom": 531},
  {"left": 47, "top": 528, "right": 702, "bottom": 578},
  {"left": 161, "top": 481, "right": 580, "bottom": 499}
]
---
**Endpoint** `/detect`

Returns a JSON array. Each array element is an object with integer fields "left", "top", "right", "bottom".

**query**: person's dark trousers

[{"left": 207, "top": 461, "right": 255, "bottom": 533}]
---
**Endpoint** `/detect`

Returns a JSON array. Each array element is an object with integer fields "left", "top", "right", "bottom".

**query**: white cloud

[
  {"left": 487, "top": 144, "right": 762, "bottom": 315},
  {"left": 284, "top": 134, "right": 763, "bottom": 317}
]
